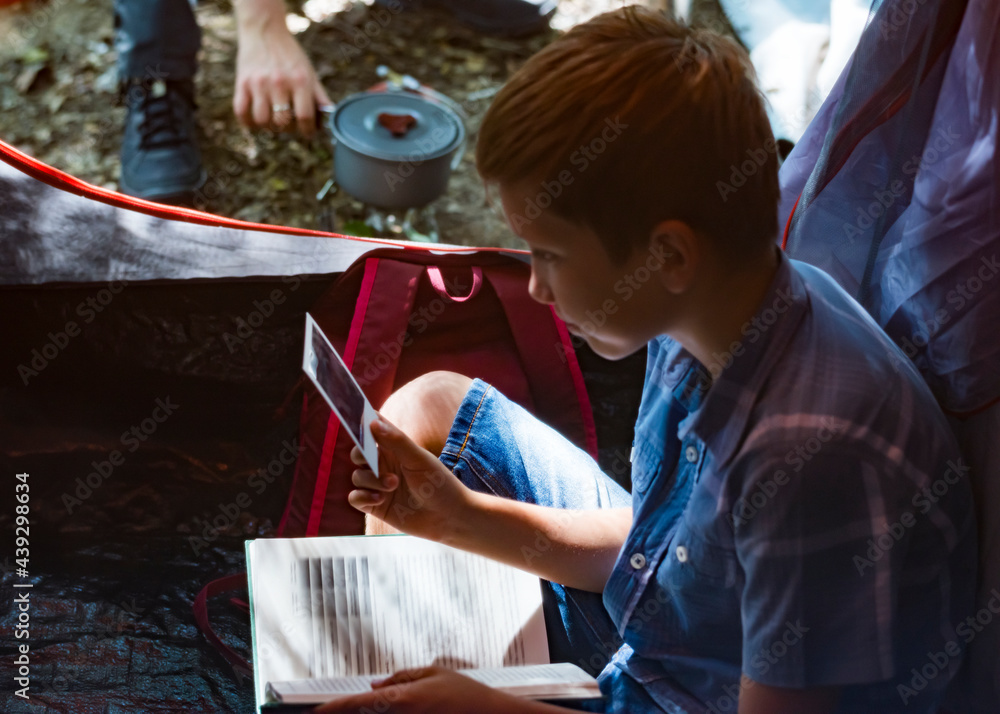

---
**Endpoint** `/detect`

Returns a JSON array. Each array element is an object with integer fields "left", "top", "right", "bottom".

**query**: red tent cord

[
  {"left": 781, "top": 194, "right": 800, "bottom": 251},
  {"left": 0, "top": 138, "right": 519, "bottom": 255}
]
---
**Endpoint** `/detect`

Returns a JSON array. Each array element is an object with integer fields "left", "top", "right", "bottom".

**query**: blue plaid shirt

[{"left": 597, "top": 252, "right": 977, "bottom": 713}]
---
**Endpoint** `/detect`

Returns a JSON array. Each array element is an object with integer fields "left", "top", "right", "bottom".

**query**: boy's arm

[
  {"left": 351, "top": 415, "right": 632, "bottom": 593},
  {"left": 451, "top": 492, "right": 632, "bottom": 594},
  {"left": 315, "top": 667, "right": 602, "bottom": 713}
]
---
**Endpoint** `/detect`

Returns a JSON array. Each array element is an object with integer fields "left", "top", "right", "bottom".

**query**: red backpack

[
  {"left": 278, "top": 249, "right": 597, "bottom": 536},
  {"left": 276, "top": 247, "right": 597, "bottom": 537},
  {"left": 195, "top": 246, "right": 599, "bottom": 673}
]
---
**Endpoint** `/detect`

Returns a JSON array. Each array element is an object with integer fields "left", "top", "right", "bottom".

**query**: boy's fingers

[
  {"left": 371, "top": 417, "right": 439, "bottom": 475},
  {"left": 371, "top": 666, "right": 440, "bottom": 688},
  {"left": 347, "top": 488, "right": 384, "bottom": 512},
  {"left": 311, "top": 691, "right": 379, "bottom": 711},
  {"left": 350, "top": 446, "right": 367, "bottom": 465},
  {"left": 352, "top": 469, "right": 397, "bottom": 491},
  {"left": 370, "top": 414, "right": 426, "bottom": 456}
]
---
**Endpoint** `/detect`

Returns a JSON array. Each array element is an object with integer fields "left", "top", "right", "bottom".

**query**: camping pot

[{"left": 325, "top": 90, "right": 466, "bottom": 210}]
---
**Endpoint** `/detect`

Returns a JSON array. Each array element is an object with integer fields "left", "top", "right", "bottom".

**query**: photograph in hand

[{"left": 303, "top": 313, "right": 380, "bottom": 475}]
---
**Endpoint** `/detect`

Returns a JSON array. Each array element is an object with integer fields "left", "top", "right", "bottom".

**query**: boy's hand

[
  {"left": 349, "top": 415, "right": 475, "bottom": 543},
  {"left": 312, "top": 666, "right": 509, "bottom": 713}
]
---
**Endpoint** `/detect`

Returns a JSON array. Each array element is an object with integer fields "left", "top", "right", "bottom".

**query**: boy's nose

[{"left": 528, "top": 270, "right": 555, "bottom": 305}]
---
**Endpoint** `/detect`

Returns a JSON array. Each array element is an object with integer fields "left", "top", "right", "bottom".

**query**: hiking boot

[
  {"left": 376, "top": 0, "right": 557, "bottom": 37},
  {"left": 119, "top": 78, "right": 205, "bottom": 205}
]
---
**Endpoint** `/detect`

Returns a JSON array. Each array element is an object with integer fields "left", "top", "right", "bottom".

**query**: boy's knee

[
  {"left": 379, "top": 371, "right": 474, "bottom": 455},
  {"left": 365, "top": 513, "right": 401, "bottom": 535}
]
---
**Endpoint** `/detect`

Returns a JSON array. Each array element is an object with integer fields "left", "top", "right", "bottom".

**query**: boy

[{"left": 318, "top": 7, "right": 976, "bottom": 713}]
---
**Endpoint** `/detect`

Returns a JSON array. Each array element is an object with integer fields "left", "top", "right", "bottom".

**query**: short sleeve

[{"left": 731, "top": 442, "right": 910, "bottom": 688}]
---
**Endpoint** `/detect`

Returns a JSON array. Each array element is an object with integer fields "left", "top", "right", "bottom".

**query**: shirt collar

[
  {"left": 677, "top": 250, "right": 808, "bottom": 466},
  {"left": 647, "top": 338, "right": 710, "bottom": 414}
]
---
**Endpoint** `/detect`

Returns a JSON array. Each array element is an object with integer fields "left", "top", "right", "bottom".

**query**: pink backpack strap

[
  {"left": 427, "top": 265, "right": 483, "bottom": 302},
  {"left": 191, "top": 573, "right": 253, "bottom": 678},
  {"left": 305, "top": 258, "right": 425, "bottom": 535},
  {"left": 485, "top": 264, "right": 599, "bottom": 459},
  {"left": 349, "top": 259, "right": 427, "bottom": 398}
]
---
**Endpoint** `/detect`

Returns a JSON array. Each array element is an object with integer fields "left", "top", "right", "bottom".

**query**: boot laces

[{"left": 136, "top": 80, "right": 192, "bottom": 150}]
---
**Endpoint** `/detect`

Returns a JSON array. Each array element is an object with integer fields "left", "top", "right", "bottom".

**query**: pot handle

[
  {"left": 427, "top": 266, "right": 482, "bottom": 303},
  {"left": 317, "top": 103, "right": 337, "bottom": 145}
]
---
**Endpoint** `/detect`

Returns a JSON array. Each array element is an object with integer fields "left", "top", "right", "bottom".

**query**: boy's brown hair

[{"left": 476, "top": 6, "right": 780, "bottom": 266}]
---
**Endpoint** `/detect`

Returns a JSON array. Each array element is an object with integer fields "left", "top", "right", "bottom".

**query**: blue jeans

[
  {"left": 438, "top": 379, "right": 632, "bottom": 705},
  {"left": 114, "top": 0, "right": 200, "bottom": 81}
]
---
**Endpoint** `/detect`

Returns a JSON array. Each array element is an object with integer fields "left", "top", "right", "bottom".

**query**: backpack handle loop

[{"left": 426, "top": 265, "right": 483, "bottom": 303}]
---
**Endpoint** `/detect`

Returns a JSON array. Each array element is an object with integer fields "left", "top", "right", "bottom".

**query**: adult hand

[
  {"left": 313, "top": 666, "right": 511, "bottom": 713},
  {"left": 350, "top": 414, "right": 475, "bottom": 543},
  {"left": 233, "top": 4, "right": 332, "bottom": 137}
]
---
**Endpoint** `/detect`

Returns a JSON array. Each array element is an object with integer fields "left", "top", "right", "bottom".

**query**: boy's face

[{"left": 499, "top": 182, "right": 673, "bottom": 360}]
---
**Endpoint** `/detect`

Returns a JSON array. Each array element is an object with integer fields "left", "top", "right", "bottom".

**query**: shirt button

[
  {"left": 676, "top": 545, "right": 689, "bottom": 563},
  {"left": 685, "top": 445, "right": 699, "bottom": 463},
  {"left": 629, "top": 553, "right": 646, "bottom": 570}
]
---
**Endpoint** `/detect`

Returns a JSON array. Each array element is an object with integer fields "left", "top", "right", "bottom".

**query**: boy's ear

[{"left": 648, "top": 220, "right": 699, "bottom": 294}]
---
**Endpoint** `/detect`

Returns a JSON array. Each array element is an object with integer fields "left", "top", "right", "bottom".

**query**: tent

[{"left": 779, "top": 0, "right": 1000, "bottom": 709}]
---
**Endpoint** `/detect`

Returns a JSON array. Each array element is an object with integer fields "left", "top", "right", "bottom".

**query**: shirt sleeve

[{"left": 730, "top": 435, "right": 917, "bottom": 688}]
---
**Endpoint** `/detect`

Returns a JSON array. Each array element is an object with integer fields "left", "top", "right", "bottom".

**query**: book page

[
  {"left": 248, "top": 535, "right": 549, "bottom": 706},
  {"left": 268, "top": 663, "right": 601, "bottom": 705}
]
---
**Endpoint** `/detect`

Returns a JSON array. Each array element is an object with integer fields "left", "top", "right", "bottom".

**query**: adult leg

[
  {"left": 114, "top": 0, "right": 204, "bottom": 202},
  {"left": 114, "top": 0, "right": 200, "bottom": 82}
]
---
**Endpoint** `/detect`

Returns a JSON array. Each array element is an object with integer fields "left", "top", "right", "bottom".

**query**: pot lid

[{"left": 331, "top": 91, "right": 464, "bottom": 162}]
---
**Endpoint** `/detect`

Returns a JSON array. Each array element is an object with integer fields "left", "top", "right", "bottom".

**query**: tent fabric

[
  {"left": 0, "top": 140, "right": 521, "bottom": 287},
  {"left": 778, "top": 0, "right": 999, "bottom": 417},
  {"left": 0, "top": 139, "right": 646, "bottom": 712},
  {"left": 778, "top": 0, "right": 999, "bottom": 709},
  {"left": 949, "top": 403, "right": 1000, "bottom": 713}
]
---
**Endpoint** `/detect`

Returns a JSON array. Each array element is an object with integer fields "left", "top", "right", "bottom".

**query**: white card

[{"left": 302, "top": 313, "right": 380, "bottom": 477}]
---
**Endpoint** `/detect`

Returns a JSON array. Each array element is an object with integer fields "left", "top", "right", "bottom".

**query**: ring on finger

[{"left": 271, "top": 103, "right": 292, "bottom": 113}]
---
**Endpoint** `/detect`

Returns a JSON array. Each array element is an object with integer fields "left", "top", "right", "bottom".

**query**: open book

[{"left": 246, "top": 534, "right": 602, "bottom": 710}]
